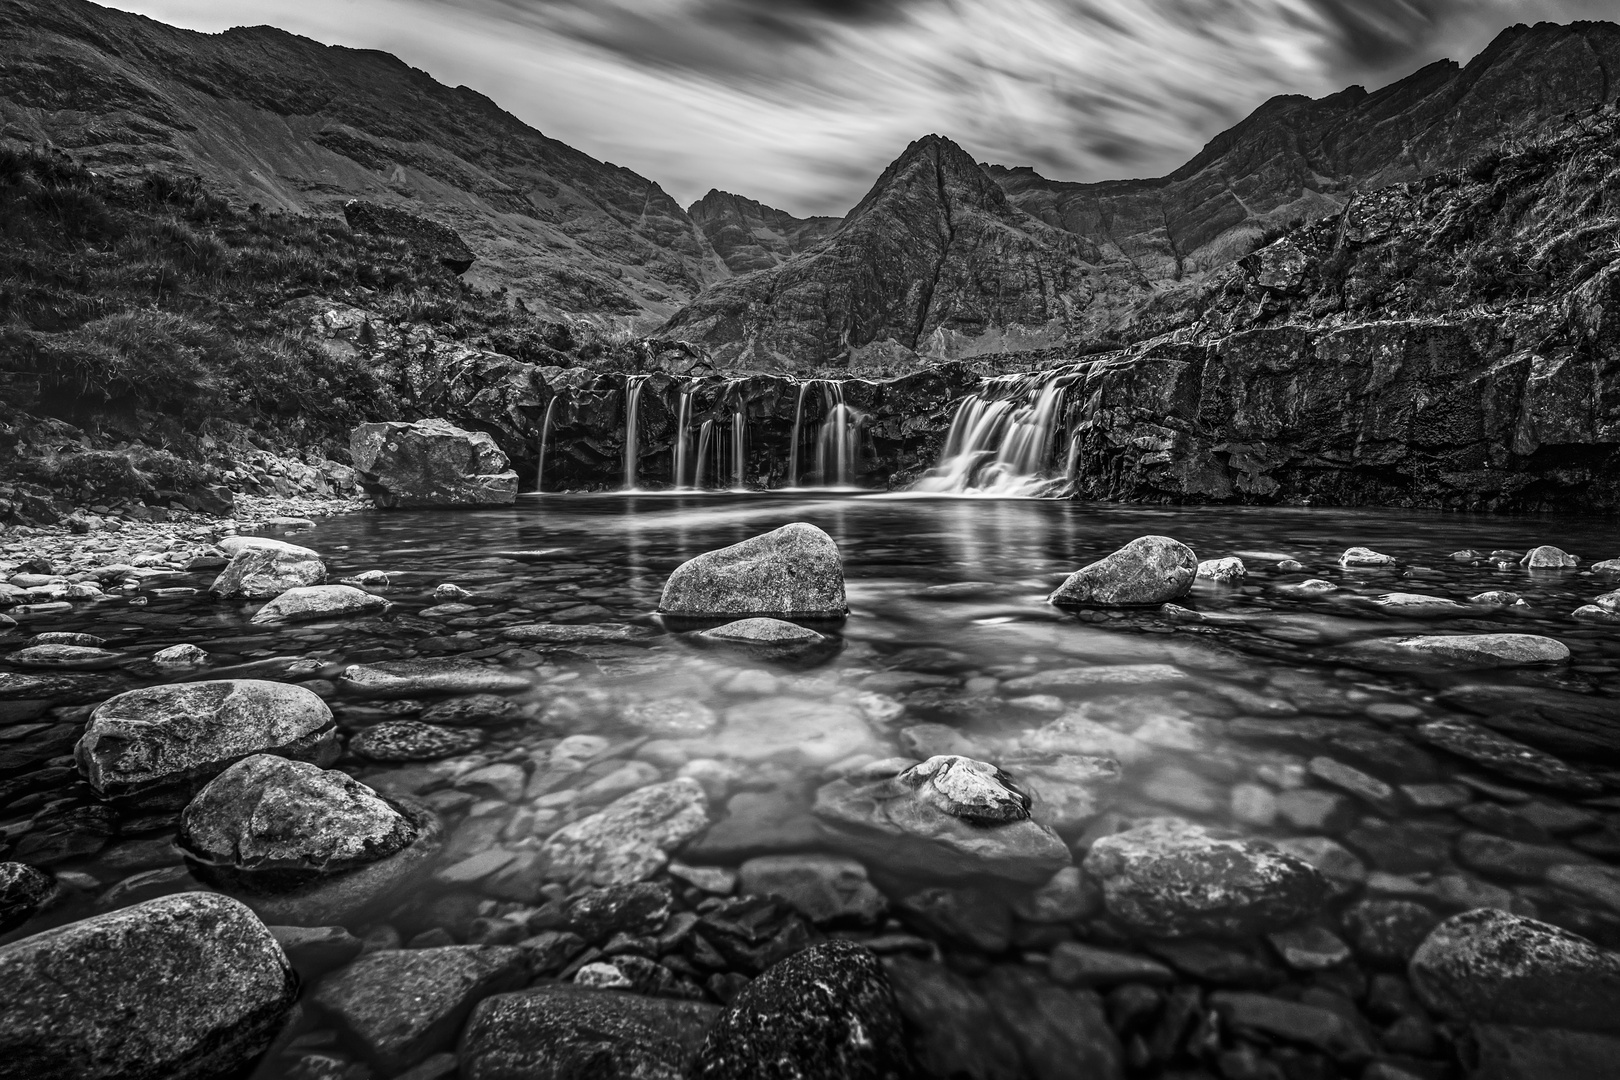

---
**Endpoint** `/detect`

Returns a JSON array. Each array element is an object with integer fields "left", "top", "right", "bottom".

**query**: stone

[
  {"left": 1521, "top": 545, "right": 1578, "bottom": 569},
  {"left": 1048, "top": 535, "right": 1198, "bottom": 607},
  {"left": 152, "top": 643, "right": 208, "bottom": 667},
  {"left": 1196, "top": 556, "right": 1246, "bottom": 583},
  {"left": 180, "top": 754, "right": 412, "bottom": 869},
  {"left": 1371, "top": 592, "right": 1467, "bottom": 612},
  {"left": 559, "top": 882, "right": 673, "bottom": 942},
  {"left": 350, "top": 419, "right": 519, "bottom": 508},
  {"left": 1209, "top": 992, "right": 1376, "bottom": 1061},
  {"left": 710, "top": 697, "right": 876, "bottom": 766},
  {"left": 1381, "top": 633, "right": 1570, "bottom": 666},
  {"left": 1572, "top": 604, "right": 1620, "bottom": 623},
  {"left": 738, "top": 854, "right": 887, "bottom": 926},
  {"left": 1455, "top": 831, "right": 1585, "bottom": 881},
  {"left": 1266, "top": 924, "right": 1352, "bottom": 970},
  {"left": 660, "top": 523, "right": 846, "bottom": 620},
  {"left": 251, "top": 584, "right": 391, "bottom": 624},
  {"left": 501, "top": 623, "right": 642, "bottom": 644},
  {"left": 1012, "top": 865, "right": 1099, "bottom": 922},
  {"left": 460, "top": 986, "right": 719, "bottom": 1080},
  {"left": 1272, "top": 836, "right": 1367, "bottom": 893},
  {"left": 622, "top": 698, "right": 719, "bottom": 738},
  {"left": 344, "top": 200, "right": 476, "bottom": 272},
  {"left": 0, "top": 893, "right": 297, "bottom": 1080},
  {"left": 1308, "top": 756, "right": 1398, "bottom": 811},
  {"left": 1344, "top": 898, "right": 1440, "bottom": 965},
  {"left": 1470, "top": 590, "right": 1524, "bottom": 605},
  {"left": 980, "top": 965, "right": 1124, "bottom": 1080},
  {"left": 351, "top": 720, "right": 485, "bottom": 761},
  {"left": 1547, "top": 863, "right": 1620, "bottom": 914},
  {"left": 0, "top": 861, "right": 55, "bottom": 934},
  {"left": 1019, "top": 712, "right": 1151, "bottom": 763},
  {"left": 537, "top": 778, "right": 710, "bottom": 887},
  {"left": 5, "top": 644, "right": 124, "bottom": 669},
  {"left": 694, "top": 617, "right": 836, "bottom": 661},
  {"left": 896, "top": 886, "right": 1012, "bottom": 953},
  {"left": 1416, "top": 718, "right": 1602, "bottom": 794},
  {"left": 338, "top": 658, "right": 529, "bottom": 697},
  {"left": 1003, "top": 752, "right": 1121, "bottom": 833},
  {"left": 313, "top": 945, "right": 527, "bottom": 1071},
  {"left": 1290, "top": 578, "right": 1339, "bottom": 592},
  {"left": 75, "top": 679, "right": 338, "bottom": 800},
  {"left": 1003, "top": 665, "right": 1187, "bottom": 695},
  {"left": 881, "top": 956, "right": 1023, "bottom": 1080},
  {"left": 269, "top": 924, "right": 364, "bottom": 978},
  {"left": 210, "top": 539, "right": 326, "bottom": 599},
  {"left": 1049, "top": 941, "right": 1175, "bottom": 987},
  {"left": 1409, "top": 908, "right": 1620, "bottom": 1033},
  {"left": 691, "top": 940, "right": 913, "bottom": 1079},
  {"left": 1339, "top": 547, "right": 1395, "bottom": 568},
  {"left": 813, "top": 758, "right": 1071, "bottom": 883},
  {"left": 420, "top": 694, "right": 522, "bottom": 726},
  {"left": 1082, "top": 818, "right": 1331, "bottom": 938}
]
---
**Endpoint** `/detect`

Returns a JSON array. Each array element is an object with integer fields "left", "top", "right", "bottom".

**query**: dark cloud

[{"left": 1304, "top": 0, "right": 1467, "bottom": 68}]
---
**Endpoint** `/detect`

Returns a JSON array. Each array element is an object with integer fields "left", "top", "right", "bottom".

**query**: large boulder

[
  {"left": 813, "top": 755, "right": 1072, "bottom": 883},
  {"left": 251, "top": 584, "right": 391, "bottom": 624},
  {"left": 461, "top": 986, "right": 719, "bottom": 1080},
  {"left": 0, "top": 893, "right": 297, "bottom": 1080},
  {"left": 74, "top": 680, "right": 338, "bottom": 801},
  {"left": 313, "top": 945, "right": 527, "bottom": 1072},
  {"left": 350, "top": 419, "right": 518, "bottom": 508},
  {"left": 1048, "top": 536, "right": 1197, "bottom": 607},
  {"left": 179, "top": 756, "right": 441, "bottom": 925},
  {"left": 691, "top": 941, "right": 914, "bottom": 1079},
  {"left": 1409, "top": 908, "right": 1620, "bottom": 1079},
  {"left": 1083, "top": 818, "right": 1330, "bottom": 938},
  {"left": 659, "top": 523, "right": 847, "bottom": 620},
  {"left": 210, "top": 538, "right": 326, "bottom": 599},
  {"left": 343, "top": 200, "right": 476, "bottom": 273},
  {"left": 0, "top": 862, "right": 56, "bottom": 934}
]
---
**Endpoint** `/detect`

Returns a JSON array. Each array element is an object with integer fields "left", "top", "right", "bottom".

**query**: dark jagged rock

[
  {"left": 689, "top": 189, "right": 842, "bottom": 274},
  {"left": 0, "top": 893, "right": 298, "bottom": 1080},
  {"left": 691, "top": 940, "right": 915, "bottom": 1079},
  {"left": 350, "top": 419, "right": 518, "bottom": 508},
  {"left": 344, "top": 200, "right": 476, "bottom": 273},
  {"left": 0, "top": 861, "right": 55, "bottom": 934}
]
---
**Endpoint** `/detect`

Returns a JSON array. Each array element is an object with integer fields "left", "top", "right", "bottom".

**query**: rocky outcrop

[
  {"left": 462, "top": 986, "right": 719, "bottom": 1080},
  {"left": 689, "top": 190, "right": 842, "bottom": 274},
  {"left": 0, "top": 893, "right": 298, "bottom": 1080},
  {"left": 210, "top": 538, "right": 326, "bottom": 599},
  {"left": 1048, "top": 535, "right": 1198, "bottom": 607},
  {"left": 350, "top": 418, "right": 518, "bottom": 508},
  {"left": 343, "top": 200, "right": 476, "bottom": 273}
]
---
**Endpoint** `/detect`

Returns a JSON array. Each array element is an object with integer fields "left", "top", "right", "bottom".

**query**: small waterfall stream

[
  {"left": 788, "top": 382, "right": 810, "bottom": 487},
  {"left": 815, "top": 381, "right": 857, "bottom": 487},
  {"left": 694, "top": 419, "right": 714, "bottom": 489},
  {"left": 621, "top": 375, "right": 650, "bottom": 490},
  {"left": 671, "top": 390, "right": 692, "bottom": 490},
  {"left": 914, "top": 371, "right": 1071, "bottom": 496},
  {"left": 534, "top": 397, "right": 558, "bottom": 492},
  {"left": 731, "top": 410, "right": 747, "bottom": 489}
]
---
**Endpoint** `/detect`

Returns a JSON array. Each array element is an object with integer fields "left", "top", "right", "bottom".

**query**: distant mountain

[
  {"left": 688, "top": 190, "right": 842, "bottom": 274},
  {"left": 0, "top": 0, "right": 730, "bottom": 322},
  {"left": 662, "top": 135, "right": 1106, "bottom": 372},
  {"left": 664, "top": 20, "right": 1620, "bottom": 368}
]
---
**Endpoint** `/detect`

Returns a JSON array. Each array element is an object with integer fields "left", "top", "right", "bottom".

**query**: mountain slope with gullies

[
  {"left": 661, "top": 134, "right": 1115, "bottom": 373},
  {"left": 688, "top": 190, "right": 843, "bottom": 275},
  {"left": 0, "top": 0, "right": 729, "bottom": 322},
  {"left": 662, "top": 20, "right": 1620, "bottom": 370}
]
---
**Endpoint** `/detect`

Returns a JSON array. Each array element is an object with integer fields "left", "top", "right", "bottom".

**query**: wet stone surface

[{"left": 2, "top": 495, "right": 1620, "bottom": 1079}]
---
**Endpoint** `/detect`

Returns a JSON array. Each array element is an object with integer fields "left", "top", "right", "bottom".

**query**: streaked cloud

[{"left": 105, "top": 0, "right": 1613, "bottom": 215}]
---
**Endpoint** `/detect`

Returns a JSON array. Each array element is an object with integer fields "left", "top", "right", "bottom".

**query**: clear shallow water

[{"left": 5, "top": 494, "right": 1620, "bottom": 1077}]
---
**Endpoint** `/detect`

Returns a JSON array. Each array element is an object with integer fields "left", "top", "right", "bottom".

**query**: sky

[{"left": 103, "top": 0, "right": 1615, "bottom": 216}]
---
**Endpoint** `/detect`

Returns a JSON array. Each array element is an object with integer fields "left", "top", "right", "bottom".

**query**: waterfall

[
  {"left": 672, "top": 390, "right": 692, "bottom": 490},
  {"left": 914, "top": 371, "right": 1071, "bottom": 496},
  {"left": 621, "top": 375, "right": 650, "bottom": 490},
  {"left": 788, "top": 381, "right": 810, "bottom": 487},
  {"left": 815, "top": 381, "right": 857, "bottom": 487},
  {"left": 731, "top": 410, "right": 747, "bottom": 489},
  {"left": 695, "top": 419, "right": 714, "bottom": 490},
  {"left": 535, "top": 397, "right": 557, "bottom": 492}
]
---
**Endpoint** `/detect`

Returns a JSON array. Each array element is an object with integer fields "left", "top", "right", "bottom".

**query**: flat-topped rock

[
  {"left": 251, "top": 584, "right": 391, "bottom": 624},
  {"left": 1083, "top": 818, "right": 1330, "bottom": 938},
  {"left": 4, "top": 644, "right": 124, "bottom": 669},
  {"left": 210, "top": 539, "right": 325, "bottom": 599},
  {"left": 0, "top": 893, "right": 297, "bottom": 1080},
  {"left": 659, "top": 523, "right": 846, "bottom": 619},
  {"left": 338, "top": 658, "right": 529, "bottom": 698},
  {"left": 1196, "top": 557, "right": 1246, "bottom": 583},
  {"left": 1339, "top": 547, "right": 1395, "bottom": 568},
  {"left": 537, "top": 779, "right": 710, "bottom": 887},
  {"left": 1521, "top": 545, "right": 1579, "bottom": 568},
  {"left": 1378, "top": 633, "right": 1570, "bottom": 666},
  {"left": 75, "top": 679, "right": 338, "bottom": 800},
  {"left": 350, "top": 720, "right": 485, "bottom": 761},
  {"left": 1049, "top": 535, "right": 1197, "bottom": 607},
  {"left": 1416, "top": 718, "right": 1603, "bottom": 794}
]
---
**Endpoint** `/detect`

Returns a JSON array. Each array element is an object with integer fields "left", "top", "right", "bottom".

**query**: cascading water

[
  {"left": 815, "top": 381, "right": 857, "bottom": 487},
  {"left": 621, "top": 375, "right": 650, "bottom": 490},
  {"left": 535, "top": 397, "right": 558, "bottom": 492},
  {"left": 788, "top": 381, "right": 810, "bottom": 487},
  {"left": 671, "top": 390, "right": 692, "bottom": 490},
  {"left": 731, "top": 410, "right": 746, "bottom": 489},
  {"left": 914, "top": 371, "right": 1071, "bottom": 496},
  {"left": 694, "top": 419, "right": 714, "bottom": 490}
]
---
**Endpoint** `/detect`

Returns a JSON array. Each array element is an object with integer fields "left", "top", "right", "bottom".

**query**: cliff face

[
  {"left": 688, "top": 190, "right": 842, "bottom": 275},
  {"left": 661, "top": 135, "right": 1108, "bottom": 372},
  {"left": 0, "top": 0, "right": 730, "bottom": 322}
]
